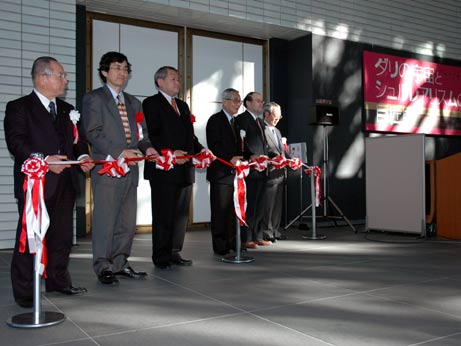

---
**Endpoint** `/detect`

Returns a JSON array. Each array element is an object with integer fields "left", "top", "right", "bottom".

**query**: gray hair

[
  {"left": 154, "top": 66, "right": 178, "bottom": 88},
  {"left": 263, "top": 102, "right": 280, "bottom": 117},
  {"left": 31, "top": 56, "right": 57, "bottom": 80},
  {"left": 222, "top": 88, "right": 239, "bottom": 101}
]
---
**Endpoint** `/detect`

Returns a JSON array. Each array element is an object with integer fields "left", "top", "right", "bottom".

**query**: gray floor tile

[{"left": 1, "top": 226, "right": 460, "bottom": 346}]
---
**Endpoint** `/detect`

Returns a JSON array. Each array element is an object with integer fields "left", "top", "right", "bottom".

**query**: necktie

[
  {"left": 272, "top": 128, "right": 280, "bottom": 149},
  {"left": 171, "top": 98, "right": 180, "bottom": 116},
  {"left": 256, "top": 117, "right": 267, "bottom": 146},
  {"left": 49, "top": 101, "right": 57, "bottom": 121},
  {"left": 117, "top": 95, "right": 131, "bottom": 143}
]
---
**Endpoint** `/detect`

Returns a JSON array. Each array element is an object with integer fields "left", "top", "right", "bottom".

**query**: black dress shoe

[
  {"left": 275, "top": 235, "right": 288, "bottom": 240},
  {"left": 98, "top": 270, "right": 118, "bottom": 284},
  {"left": 170, "top": 256, "right": 193, "bottom": 266},
  {"left": 214, "top": 250, "right": 229, "bottom": 256},
  {"left": 115, "top": 266, "right": 147, "bottom": 279},
  {"left": 155, "top": 263, "right": 171, "bottom": 270},
  {"left": 58, "top": 286, "right": 88, "bottom": 295},
  {"left": 15, "top": 296, "right": 33, "bottom": 308}
]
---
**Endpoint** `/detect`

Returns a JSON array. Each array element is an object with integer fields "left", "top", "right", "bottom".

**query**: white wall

[{"left": 0, "top": 0, "right": 77, "bottom": 249}]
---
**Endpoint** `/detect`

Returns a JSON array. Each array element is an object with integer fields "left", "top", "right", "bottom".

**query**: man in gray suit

[
  {"left": 82, "top": 52, "right": 158, "bottom": 285},
  {"left": 262, "top": 102, "right": 289, "bottom": 242}
]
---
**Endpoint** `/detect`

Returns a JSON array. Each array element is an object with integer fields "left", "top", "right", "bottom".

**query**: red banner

[{"left": 363, "top": 51, "right": 461, "bottom": 136}]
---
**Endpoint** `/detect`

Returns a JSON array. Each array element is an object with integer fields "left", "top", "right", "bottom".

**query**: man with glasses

[
  {"left": 206, "top": 88, "right": 243, "bottom": 255},
  {"left": 82, "top": 52, "right": 158, "bottom": 284},
  {"left": 4, "top": 56, "right": 94, "bottom": 307},
  {"left": 262, "top": 102, "right": 289, "bottom": 242},
  {"left": 235, "top": 91, "right": 271, "bottom": 249}
]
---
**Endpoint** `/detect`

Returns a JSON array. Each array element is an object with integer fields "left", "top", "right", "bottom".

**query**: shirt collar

[
  {"left": 106, "top": 84, "right": 124, "bottom": 103},
  {"left": 34, "top": 89, "right": 56, "bottom": 112},
  {"left": 222, "top": 109, "right": 234, "bottom": 122},
  {"left": 160, "top": 90, "right": 174, "bottom": 104}
]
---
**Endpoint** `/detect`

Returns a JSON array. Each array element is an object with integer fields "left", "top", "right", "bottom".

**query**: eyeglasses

[
  {"left": 225, "top": 98, "right": 242, "bottom": 104},
  {"left": 110, "top": 65, "right": 130, "bottom": 72},
  {"left": 42, "top": 72, "right": 67, "bottom": 80}
]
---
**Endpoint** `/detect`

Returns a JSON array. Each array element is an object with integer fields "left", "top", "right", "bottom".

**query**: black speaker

[{"left": 311, "top": 104, "right": 339, "bottom": 125}]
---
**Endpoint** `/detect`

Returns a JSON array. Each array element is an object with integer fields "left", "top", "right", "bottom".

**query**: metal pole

[
  {"left": 303, "top": 167, "right": 326, "bottom": 240},
  {"left": 7, "top": 253, "right": 66, "bottom": 328},
  {"left": 323, "top": 125, "right": 328, "bottom": 217},
  {"left": 222, "top": 219, "right": 255, "bottom": 264}
]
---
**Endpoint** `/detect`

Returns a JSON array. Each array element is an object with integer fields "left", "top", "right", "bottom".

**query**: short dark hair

[
  {"left": 31, "top": 56, "right": 57, "bottom": 80},
  {"left": 243, "top": 91, "right": 257, "bottom": 109},
  {"left": 154, "top": 66, "right": 178, "bottom": 88},
  {"left": 98, "top": 51, "right": 131, "bottom": 83}
]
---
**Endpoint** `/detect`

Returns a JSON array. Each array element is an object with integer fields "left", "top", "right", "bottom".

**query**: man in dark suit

[
  {"left": 206, "top": 88, "right": 243, "bottom": 255},
  {"left": 82, "top": 52, "right": 158, "bottom": 285},
  {"left": 262, "top": 102, "right": 289, "bottom": 242},
  {"left": 235, "top": 92, "right": 271, "bottom": 248},
  {"left": 4, "top": 56, "right": 94, "bottom": 308},
  {"left": 143, "top": 66, "right": 209, "bottom": 269}
]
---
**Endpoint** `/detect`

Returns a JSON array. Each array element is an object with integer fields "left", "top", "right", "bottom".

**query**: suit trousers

[
  {"left": 210, "top": 182, "right": 236, "bottom": 253},
  {"left": 91, "top": 173, "right": 137, "bottom": 275},
  {"left": 262, "top": 177, "right": 284, "bottom": 238},
  {"left": 150, "top": 181, "right": 192, "bottom": 265},
  {"left": 242, "top": 177, "right": 266, "bottom": 242},
  {"left": 11, "top": 171, "right": 75, "bottom": 298}
]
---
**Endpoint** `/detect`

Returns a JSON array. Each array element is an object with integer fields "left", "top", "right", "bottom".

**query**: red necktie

[{"left": 171, "top": 98, "right": 180, "bottom": 116}]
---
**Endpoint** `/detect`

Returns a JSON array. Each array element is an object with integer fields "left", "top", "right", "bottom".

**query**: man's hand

[
  {"left": 230, "top": 156, "right": 243, "bottom": 165},
  {"left": 201, "top": 148, "right": 216, "bottom": 161},
  {"left": 146, "top": 147, "right": 160, "bottom": 162},
  {"left": 79, "top": 157, "right": 95, "bottom": 173},
  {"left": 174, "top": 150, "right": 188, "bottom": 164},
  {"left": 46, "top": 155, "right": 70, "bottom": 174},
  {"left": 250, "top": 154, "right": 268, "bottom": 161},
  {"left": 121, "top": 149, "right": 142, "bottom": 166}
]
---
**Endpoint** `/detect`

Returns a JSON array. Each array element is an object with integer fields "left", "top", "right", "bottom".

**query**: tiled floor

[{"left": 1, "top": 225, "right": 460, "bottom": 346}]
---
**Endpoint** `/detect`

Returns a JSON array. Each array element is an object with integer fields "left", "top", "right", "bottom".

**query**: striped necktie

[{"left": 117, "top": 95, "right": 131, "bottom": 143}]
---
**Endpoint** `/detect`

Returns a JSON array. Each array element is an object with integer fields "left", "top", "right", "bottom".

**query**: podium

[{"left": 435, "top": 153, "right": 461, "bottom": 239}]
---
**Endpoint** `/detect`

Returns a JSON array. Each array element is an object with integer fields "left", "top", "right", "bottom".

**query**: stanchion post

[
  {"left": 7, "top": 253, "right": 66, "bottom": 328},
  {"left": 302, "top": 168, "right": 326, "bottom": 240},
  {"left": 222, "top": 217, "right": 255, "bottom": 264}
]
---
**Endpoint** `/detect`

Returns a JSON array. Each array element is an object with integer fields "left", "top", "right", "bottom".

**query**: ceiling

[{"left": 76, "top": 0, "right": 307, "bottom": 41}]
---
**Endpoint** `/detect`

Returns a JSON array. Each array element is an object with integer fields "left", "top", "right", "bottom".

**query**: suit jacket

[
  {"left": 4, "top": 91, "right": 89, "bottom": 199},
  {"left": 82, "top": 85, "right": 152, "bottom": 186},
  {"left": 235, "top": 110, "right": 268, "bottom": 179},
  {"left": 143, "top": 92, "right": 203, "bottom": 185},
  {"left": 264, "top": 124, "right": 290, "bottom": 181},
  {"left": 206, "top": 110, "right": 239, "bottom": 184}
]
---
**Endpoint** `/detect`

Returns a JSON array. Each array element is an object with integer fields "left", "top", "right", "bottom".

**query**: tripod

[{"left": 285, "top": 124, "right": 356, "bottom": 233}]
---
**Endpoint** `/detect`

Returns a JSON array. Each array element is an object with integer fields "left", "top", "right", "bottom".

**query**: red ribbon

[
  {"left": 233, "top": 162, "right": 250, "bottom": 226},
  {"left": 192, "top": 151, "right": 213, "bottom": 169},
  {"left": 136, "top": 112, "right": 144, "bottom": 141},
  {"left": 20, "top": 157, "right": 49, "bottom": 277},
  {"left": 271, "top": 155, "right": 287, "bottom": 169},
  {"left": 287, "top": 158, "right": 302, "bottom": 170},
  {"left": 72, "top": 124, "right": 79, "bottom": 144},
  {"left": 156, "top": 149, "right": 176, "bottom": 171}
]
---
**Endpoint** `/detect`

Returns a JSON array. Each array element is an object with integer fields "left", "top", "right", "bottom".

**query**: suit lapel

[
  {"left": 102, "top": 86, "right": 128, "bottom": 139},
  {"left": 29, "top": 92, "right": 60, "bottom": 148}
]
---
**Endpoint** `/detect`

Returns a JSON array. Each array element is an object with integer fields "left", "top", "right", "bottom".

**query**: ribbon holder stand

[
  {"left": 222, "top": 217, "right": 255, "bottom": 264},
  {"left": 7, "top": 253, "right": 66, "bottom": 328}
]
